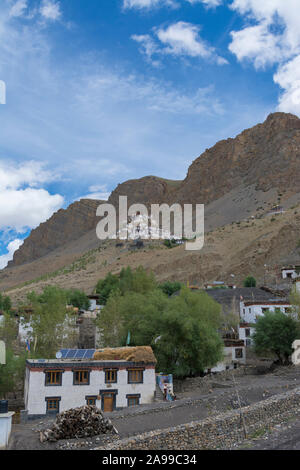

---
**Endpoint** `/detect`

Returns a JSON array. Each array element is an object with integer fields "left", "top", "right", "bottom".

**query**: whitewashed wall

[
  {"left": 25, "top": 365, "right": 156, "bottom": 416},
  {"left": 240, "top": 302, "right": 291, "bottom": 324}
]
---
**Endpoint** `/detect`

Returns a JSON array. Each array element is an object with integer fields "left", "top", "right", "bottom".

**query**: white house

[
  {"left": 87, "top": 295, "right": 103, "bottom": 312},
  {"left": 281, "top": 266, "right": 300, "bottom": 280},
  {"left": 23, "top": 346, "right": 157, "bottom": 420},
  {"left": 238, "top": 323, "right": 256, "bottom": 347},
  {"left": 240, "top": 300, "right": 292, "bottom": 324},
  {"left": 206, "top": 339, "right": 246, "bottom": 373}
]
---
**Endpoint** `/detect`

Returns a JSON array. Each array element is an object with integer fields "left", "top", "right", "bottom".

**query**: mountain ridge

[{"left": 4, "top": 111, "right": 300, "bottom": 274}]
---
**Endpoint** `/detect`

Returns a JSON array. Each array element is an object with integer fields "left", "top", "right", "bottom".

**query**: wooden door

[{"left": 103, "top": 394, "right": 114, "bottom": 412}]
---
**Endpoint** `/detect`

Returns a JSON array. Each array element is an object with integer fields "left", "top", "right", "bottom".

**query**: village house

[
  {"left": 240, "top": 299, "right": 292, "bottom": 324},
  {"left": 22, "top": 346, "right": 157, "bottom": 421},
  {"left": 87, "top": 294, "right": 104, "bottom": 312},
  {"left": 281, "top": 265, "right": 300, "bottom": 280},
  {"left": 206, "top": 339, "right": 246, "bottom": 373}
]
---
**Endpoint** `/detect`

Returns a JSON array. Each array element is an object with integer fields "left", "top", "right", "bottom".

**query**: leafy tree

[
  {"left": 0, "top": 293, "right": 12, "bottom": 313},
  {"left": 0, "top": 314, "right": 27, "bottom": 398},
  {"left": 252, "top": 310, "right": 300, "bottom": 364},
  {"left": 243, "top": 276, "right": 256, "bottom": 287},
  {"left": 96, "top": 272, "right": 120, "bottom": 304},
  {"left": 67, "top": 289, "right": 91, "bottom": 310},
  {"left": 96, "top": 266, "right": 157, "bottom": 304},
  {"left": 158, "top": 281, "right": 183, "bottom": 297},
  {"left": 154, "top": 288, "right": 224, "bottom": 377},
  {"left": 24, "top": 286, "right": 78, "bottom": 358},
  {"left": 96, "top": 286, "right": 224, "bottom": 378},
  {"left": 0, "top": 347, "right": 27, "bottom": 399}
]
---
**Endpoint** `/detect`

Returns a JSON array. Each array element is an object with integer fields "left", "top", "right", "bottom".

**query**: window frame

[
  {"left": 127, "top": 368, "right": 144, "bottom": 384},
  {"left": 235, "top": 348, "right": 243, "bottom": 359},
  {"left": 45, "top": 396, "right": 61, "bottom": 413},
  {"left": 104, "top": 368, "right": 118, "bottom": 384},
  {"left": 73, "top": 369, "right": 90, "bottom": 385},
  {"left": 44, "top": 370, "right": 63, "bottom": 386},
  {"left": 86, "top": 395, "right": 97, "bottom": 406},
  {"left": 126, "top": 394, "right": 141, "bottom": 407}
]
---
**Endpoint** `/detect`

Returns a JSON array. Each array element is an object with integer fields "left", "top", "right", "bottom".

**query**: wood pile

[{"left": 39, "top": 405, "right": 117, "bottom": 442}]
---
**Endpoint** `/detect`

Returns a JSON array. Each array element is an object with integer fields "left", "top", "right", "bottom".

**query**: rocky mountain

[
  {"left": 8, "top": 199, "right": 102, "bottom": 267},
  {"left": 5, "top": 112, "right": 300, "bottom": 275},
  {"left": 109, "top": 112, "right": 300, "bottom": 207}
]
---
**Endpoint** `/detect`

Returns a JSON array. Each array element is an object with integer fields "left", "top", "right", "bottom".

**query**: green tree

[
  {"left": 158, "top": 281, "right": 183, "bottom": 297},
  {"left": 67, "top": 289, "right": 91, "bottom": 310},
  {"left": 25, "top": 286, "right": 78, "bottom": 358},
  {"left": 96, "top": 286, "right": 224, "bottom": 378},
  {"left": 252, "top": 310, "right": 300, "bottom": 364},
  {"left": 0, "top": 347, "right": 27, "bottom": 399},
  {"left": 243, "top": 276, "right": 256, "bottom": 287},
  {"left": 153, "top": 289, "right": 224, "bottom": 377},
  {"left": 95, "top": 272, "right": 120, "bottom": 304},
  {"left": 0, "top": 313, "right": 27, "bottom": 398},
  {"left": 0, "top": 293, "right": 12, "bottom": 313},
  {"left": 96, "top": 266, "right": 157, "bottom": 304}
]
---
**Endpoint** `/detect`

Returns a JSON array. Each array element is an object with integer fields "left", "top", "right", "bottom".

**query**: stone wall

[{"left": 97, "top": 387, "right": 300, "bottom": 450}]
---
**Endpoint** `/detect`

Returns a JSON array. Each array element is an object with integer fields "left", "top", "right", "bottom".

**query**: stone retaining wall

[{"left": 97, "top": 386, "right": 300, "bottom": 450}]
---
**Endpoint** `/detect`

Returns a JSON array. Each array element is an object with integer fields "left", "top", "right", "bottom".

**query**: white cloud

[
  {"left": 133, "top": 22, "right": 228, "bottom": 65},
  {"left": 131, "top": 34, "right": 161, "bottom": 66},
  {"left": 187, "top": 0, "right": 222, "bottom": 7},
  {"left": 124, "top": 0, "right": 222, "bottom": 9},
  {"left": 274, "top": 56, "right": 300, "bottom": 114},
  {"left": 123, "top": 0, "right": 178, "bottom": 9},
  {"left": 80, "top": 184, "right": 111, "bottom": 201},
  {"left": 0, "top": 161, "right": 63, "bottom": 232},
  {"left": 9, "top": 0, "right": 28, "bottom": 17},
  {"left": 0, "top": 238, "right": 24, "bottom": 269},
  {"left": 229, "top": 0, "right": 300, "bottom": 116},
  {"left": 40, "top": 0, "right": 61, "bottom": 20},
  {"left": 229, "top": 22, "right": 283, "bottom": 69}
]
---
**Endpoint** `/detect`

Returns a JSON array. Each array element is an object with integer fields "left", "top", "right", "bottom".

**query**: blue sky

[{"left": 0, "top": 0, "right": 300, "bottom": 268}]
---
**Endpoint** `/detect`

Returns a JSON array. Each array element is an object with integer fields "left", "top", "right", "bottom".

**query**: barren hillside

[{"left": 2, "top": 112, "right": 300, "bottom": 300}]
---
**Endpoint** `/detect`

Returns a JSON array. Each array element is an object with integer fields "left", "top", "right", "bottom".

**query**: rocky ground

[{"left": 8, "top": 364, "right": 300, "bottom": 451}]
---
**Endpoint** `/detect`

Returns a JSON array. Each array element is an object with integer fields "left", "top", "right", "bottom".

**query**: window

[
  {"left": 285, "top": 307, "right": 292, "bottom": 314},
  {"left": 128, "top": 368, "right": 144, "bottom": 383},
  {"left": 246, "top": 339, "right": 251, "bottom": 347},
  {"left": 127, "top": 395, "right": 140, "bottom": 407},
  {"left": 105, "top": 369, "right": 118, "bottom": 384},
  {"left": 235, "top": 348, "right": 243, "bottom": 359},
  {"left": 73, "top": 370, "right": 90, "bottom": 385},
  {"left": 86, "top": 396, "right": 97, "bottom": 406},
  {"left": 46, "top": 397, "right": 60, "bottom": 413},
  {"left": 245, "top": 328, "right": 250, "bottom": 337},
  {"left": 45, "top": 370, "right": 62, "bottom": 386}
]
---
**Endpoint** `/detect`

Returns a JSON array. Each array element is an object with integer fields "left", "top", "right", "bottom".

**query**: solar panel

[
  {"left": 66, "top": 349, "right": 77, "bottom": 359},
  {"left": 57, "top": 349, "right": 96, "bottom": 359},
  {"left": 84, "top": 349, "right": 95, "bottom": 358},
  {"left": 75, "top": 350, "right": 86, "bottom": 358},
  {"left": 60, "top": 349, "right": 69, "bottom": 358}
]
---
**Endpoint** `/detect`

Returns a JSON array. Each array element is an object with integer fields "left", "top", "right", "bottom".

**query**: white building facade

[
  {"left": 281, "top": 266, "right": 300, "bottom": 280},
  {"left": 23, "top": 354, "right": 156, "bottom": 420},
  {"left": 240, "top": 300, "right": 292, "bottom": 324},
  {"left": 207, "top": 340, "right": 246, "bottom": 373}
]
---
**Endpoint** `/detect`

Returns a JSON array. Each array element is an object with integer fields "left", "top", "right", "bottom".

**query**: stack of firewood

[{"left": 40, "top": 405, "right": 116, "bottom": 442}]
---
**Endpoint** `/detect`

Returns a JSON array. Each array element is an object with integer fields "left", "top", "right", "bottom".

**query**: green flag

[{"left": 126, "top": 331, "right": 131, "bottom": 346}]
